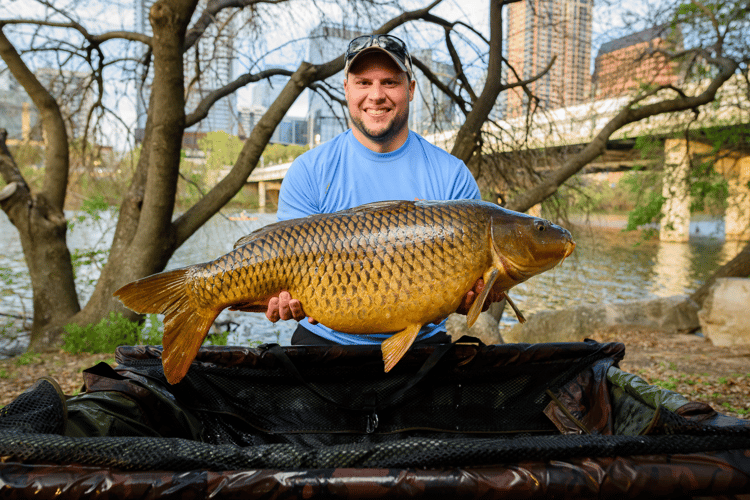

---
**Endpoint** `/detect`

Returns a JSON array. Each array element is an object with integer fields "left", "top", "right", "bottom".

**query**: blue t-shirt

[{"left": 277, "top": 130, "right": 480, "bottom": 345}]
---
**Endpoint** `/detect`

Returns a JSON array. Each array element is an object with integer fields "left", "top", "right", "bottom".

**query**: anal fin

[
  {"left": 381, "top": 324, "right": 422, "bottom": 372},
  {"left": 162, "top": 307, "right": 218, "bottom": 384}
]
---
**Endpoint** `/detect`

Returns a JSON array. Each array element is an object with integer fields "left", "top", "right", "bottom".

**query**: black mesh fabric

[
  {"left": 0, "top": 340, "right": 749, "bottom": 472},
  {"left": 0, "top": 377, "right": 66, "bottom": 436}
]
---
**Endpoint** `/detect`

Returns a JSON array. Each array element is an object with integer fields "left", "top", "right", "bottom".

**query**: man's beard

[{"left": 350, "top": 109, "right": 409, "bottom": 144}]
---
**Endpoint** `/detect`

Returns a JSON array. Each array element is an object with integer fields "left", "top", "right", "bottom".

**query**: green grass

[
  {"left": 63, "top": 312, "right": 164, "bottom": 354},
  {"left": 14, "top": 352, "right": 40, "bottom": 366}
]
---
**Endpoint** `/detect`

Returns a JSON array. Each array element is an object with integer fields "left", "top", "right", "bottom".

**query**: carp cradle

[{"left": 1, "top": 339, "right": 749, "bottom": 499}]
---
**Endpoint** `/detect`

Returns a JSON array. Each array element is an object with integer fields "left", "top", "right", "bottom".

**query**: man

[{"left": 266, "top": 34, "right": 499, "bottom": 345}]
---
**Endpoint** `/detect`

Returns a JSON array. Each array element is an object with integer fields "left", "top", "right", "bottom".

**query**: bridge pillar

[
  {"left": 257, "top": 181, "right": 282, "bottom": 208},
  {"left": 717, "top": 155, "right": 750, "bottom": 241},
  {"left": 660, "top": 138, "right": 692, "bottom": 242}
]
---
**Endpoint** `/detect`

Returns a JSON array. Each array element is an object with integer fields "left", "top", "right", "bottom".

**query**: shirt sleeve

[
  {"left": 276, "top": 157, "right": 319, "bottom": 221},
  {"left": 448, "top": 159, "right": 481, "bottom": 201}
]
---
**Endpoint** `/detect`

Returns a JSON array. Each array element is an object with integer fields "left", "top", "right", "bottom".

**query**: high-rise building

[
  {"left": 0, "top": 68, "right": 41, "bottom": 143},
  {"left": 504, "top": 0, "right": 593, "bottom": 117},
  {"left": 135, "top": 0, "right": 238, "bottom": 137},
  {"left": 307, "top": 23, "right": 366, "bottom": 146},
  {"left": 250, "top": 76, "right": 288, "bottom": 109},
  {"left": 592, "top": 25, "right": 683, "bottom": 99},
  {"left": 238, "top": 105, "right": 308, "bottom": 146}
]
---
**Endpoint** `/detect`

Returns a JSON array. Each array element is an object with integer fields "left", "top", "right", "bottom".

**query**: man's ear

[
  {"left": 344, "top": 77, "right": 349, "bottom": 101},
  {"left": 408, "top": 78, "right": 415, "bottom": 102}
]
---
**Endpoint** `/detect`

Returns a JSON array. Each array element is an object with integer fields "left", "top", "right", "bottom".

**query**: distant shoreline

[{"left": 564, "top": 214, "right": 727, "bottom": 240}]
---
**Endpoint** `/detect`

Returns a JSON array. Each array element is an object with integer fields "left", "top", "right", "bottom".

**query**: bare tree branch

[
  {"left": 0, "top": 19, "right": 153, "bottom": 45},
  {"left": 0, "top": 26, "right": 68, "bottom": 210}
]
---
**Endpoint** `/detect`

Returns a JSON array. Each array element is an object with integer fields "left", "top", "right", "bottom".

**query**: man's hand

[
  {"left": 266, "top": 291, "right": 317, "bottom": 324},
  {"left": 455, "top": 277, "right": 506, "bottom": 315}
]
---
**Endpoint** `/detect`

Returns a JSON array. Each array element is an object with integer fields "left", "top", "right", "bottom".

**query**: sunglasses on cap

[{"left": 345, "top": 34, "right": 413, "bottom": 78}]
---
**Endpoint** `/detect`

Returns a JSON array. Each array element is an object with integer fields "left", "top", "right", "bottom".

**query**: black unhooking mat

[{"left": 1, "top": 339, "right": 750, "bottom": 499}]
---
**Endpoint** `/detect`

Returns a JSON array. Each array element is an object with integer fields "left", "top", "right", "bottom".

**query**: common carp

[{"left": 114, "top": 199, "right": 575, "bottom": 384}]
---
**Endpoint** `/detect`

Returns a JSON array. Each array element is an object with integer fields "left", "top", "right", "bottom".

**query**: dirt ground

[
  {"left": 1, "top": 326, "right": 748, "bottom": 419},
  {"left": 589, "top": 325, "right": 750, "bottom": 419}
]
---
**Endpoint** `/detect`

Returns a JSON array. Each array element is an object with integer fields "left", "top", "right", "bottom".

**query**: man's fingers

[
  {"left": 278, "top": 293, "right": 292, "bottom": 320},
  {"left": 266, "top": 296, "right": 280, "bottom": 322},
  {"left": 289, "top": 299, "right": 305, "bottom": 321}
]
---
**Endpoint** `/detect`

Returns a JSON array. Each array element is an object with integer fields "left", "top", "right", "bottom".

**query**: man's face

[{"left": 344, "top": 51, "right": 415, "bottom": 152}]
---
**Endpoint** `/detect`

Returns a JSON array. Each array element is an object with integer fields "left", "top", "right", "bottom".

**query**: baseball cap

[{"left": 344, "top": 34, "right": 414, "bottom": 80}]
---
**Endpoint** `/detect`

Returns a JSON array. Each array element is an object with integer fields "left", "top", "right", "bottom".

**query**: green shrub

[{"left": 206, "top": 331, "right": 230, "bottom": 346}]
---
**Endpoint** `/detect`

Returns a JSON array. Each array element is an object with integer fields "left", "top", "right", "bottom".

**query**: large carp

[{"left": 114, "top": 199, "right": 575, "bottom": 384}]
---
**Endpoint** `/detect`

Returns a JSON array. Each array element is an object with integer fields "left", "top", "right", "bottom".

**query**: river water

[{"left": 0, "top": 209, "right": 743, "bottom": 353}]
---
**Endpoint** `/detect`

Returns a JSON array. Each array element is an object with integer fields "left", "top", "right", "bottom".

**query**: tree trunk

[
  {"left": 0, "top": 29, "right": 80, "bottom": 350},
  {"left": 70, "top": 0, "right": 197, "bottom": 328}
]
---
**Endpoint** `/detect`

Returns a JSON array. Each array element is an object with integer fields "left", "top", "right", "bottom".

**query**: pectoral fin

[
  {"left": 466, "top": 268, "right": 499, "bottom": 328},
  {"left": 381, "top": 323, "right": 422, "bottom": 372}
]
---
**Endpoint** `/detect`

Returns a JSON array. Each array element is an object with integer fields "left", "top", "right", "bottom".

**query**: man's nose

[{"left": 368, "top": 83, "right": 385, "bottom": 100}]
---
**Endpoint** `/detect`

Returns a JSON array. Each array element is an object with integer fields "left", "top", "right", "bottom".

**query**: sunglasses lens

[
  {"left": 347, "top": 36, "right": 372, "bottom": 58},
  {"left": 378, "top": 35, "right": 406, "bottom": 56}
]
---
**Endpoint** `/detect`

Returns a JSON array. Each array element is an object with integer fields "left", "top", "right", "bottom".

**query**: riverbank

[{"left": 1, "top": 325, "right": 747, "bottom": 419}]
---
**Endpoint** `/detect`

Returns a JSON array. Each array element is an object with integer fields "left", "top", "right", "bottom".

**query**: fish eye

[{"left": 534, "top": 220, "right": 548, "bottom": 232}]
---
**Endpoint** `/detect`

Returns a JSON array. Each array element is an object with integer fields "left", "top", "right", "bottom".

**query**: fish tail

[
  {"left": 113, "top": 268, "right": 218, "bottom": 384},
  {"left": 381, "top": 324, "right": 422, "bottom": 372}
]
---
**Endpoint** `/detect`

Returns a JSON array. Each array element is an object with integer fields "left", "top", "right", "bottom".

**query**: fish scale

[{"left": 114, "top": 199, "right": 575, "bottom": 384}]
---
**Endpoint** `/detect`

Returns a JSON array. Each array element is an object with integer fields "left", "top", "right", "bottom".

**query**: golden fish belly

[{"left": 191, "top": 200, "right": 493, "bottom": 333}]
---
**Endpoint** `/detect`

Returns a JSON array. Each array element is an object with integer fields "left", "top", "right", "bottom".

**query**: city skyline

[{"left": 0, "top": 0, "right": 673, "bottom": 150}]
